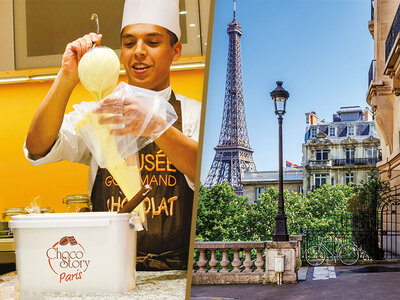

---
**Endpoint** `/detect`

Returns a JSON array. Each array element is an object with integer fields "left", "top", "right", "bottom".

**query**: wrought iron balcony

[
  {"left": 385, "top": 4, "right": 400, "bottom": 62},
  {"left": 307, "top": 160, "right": 332, "bottom": 167},
  {"left": 368, "top": 59, "right": 376, "bottom": 88},
  {"left": 333, "top": 157, "right": 379, "bottom": 166}
]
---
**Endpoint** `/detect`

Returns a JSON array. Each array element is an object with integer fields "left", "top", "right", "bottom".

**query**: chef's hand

[
  {"left": 60, "top": 33, "right": 103, "bottom": 85},
  {"left": 93, "top": 96, "right": 168, "bottom": 137}
]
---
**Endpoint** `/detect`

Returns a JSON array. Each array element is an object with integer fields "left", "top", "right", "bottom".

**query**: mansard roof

[{"left": 305, "top": 120, "right": 379, "bottom": 144}]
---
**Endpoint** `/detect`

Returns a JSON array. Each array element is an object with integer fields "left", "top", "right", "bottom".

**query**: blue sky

[{"left": 200, "top": 0, "right": 373, "bottom": 182}]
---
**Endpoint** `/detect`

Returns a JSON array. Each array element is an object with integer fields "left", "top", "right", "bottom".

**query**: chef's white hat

[{"left": 121, "top": 0, "right": 181, "bottom": 41}]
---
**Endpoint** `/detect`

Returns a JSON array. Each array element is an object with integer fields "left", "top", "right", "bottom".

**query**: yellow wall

[{"left": 0, "top": 69, "right": 204, "bottom": 214}]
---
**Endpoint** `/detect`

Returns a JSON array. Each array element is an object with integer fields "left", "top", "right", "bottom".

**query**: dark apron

[{"left": 90, "top": 92, "right": 194, "bottom": 271}]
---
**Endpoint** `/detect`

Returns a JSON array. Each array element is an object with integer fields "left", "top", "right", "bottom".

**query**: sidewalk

[{"left": 190, "top": 263, "right": 400, "bottom": 300}]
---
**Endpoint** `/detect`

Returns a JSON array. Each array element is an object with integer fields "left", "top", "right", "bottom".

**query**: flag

[{"left": 286, "top": 161, "right": 299, "bottom": 168}]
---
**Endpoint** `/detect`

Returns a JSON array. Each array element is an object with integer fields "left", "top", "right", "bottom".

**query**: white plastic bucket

[{"left": 9, "top": 212, "right": 137, "bottom": 293}]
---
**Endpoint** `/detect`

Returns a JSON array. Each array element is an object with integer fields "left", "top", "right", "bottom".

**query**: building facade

[
  {"left": 367, "top": 0, "right": 400, "bottom": 187},
  {"left": 366, "top": 0, "right": 400, "bottom": 258},
  {"left": 302, "top": 106, "right": 380, "bottom": 194},
  {"left": 242, "top": 168, "right": 303, "bottom": 203}
]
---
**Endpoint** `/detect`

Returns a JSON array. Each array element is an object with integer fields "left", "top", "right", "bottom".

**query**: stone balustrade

[
  {"left": 192, "top": 241, "right": 266, "bottom": 284},
  {"left": 192, "top": 236, "right": 302, "bottom": 285}
]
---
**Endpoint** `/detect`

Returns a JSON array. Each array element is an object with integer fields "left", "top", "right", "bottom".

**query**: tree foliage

[
  {"left": 348, "top": 177, "right": 389, "bottom": 217},
  {"left": 347, "top": 177, "right": 389, "bottom": 259},
  {"left": 196, "top": 182, "right": 356, "bottom": 242},
  {"left": 196, "top": 183, "right": 248, "bottom": 241}
]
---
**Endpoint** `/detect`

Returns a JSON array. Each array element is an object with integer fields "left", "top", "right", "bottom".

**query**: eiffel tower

[{"left": 204, "top": 0, "right": 256, "bottom": 196}]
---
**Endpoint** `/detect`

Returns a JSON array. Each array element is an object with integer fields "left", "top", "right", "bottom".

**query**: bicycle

[{"left": 305, "top": 236, "right": 359, "bottom": 266}]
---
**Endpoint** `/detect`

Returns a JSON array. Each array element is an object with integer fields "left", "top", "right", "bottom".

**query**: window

[
  {"left": 314, "top": 174, "right": 326, "bottom": 189},
  {"left": 369, "top": 124, "right": 376, "bottom": 135},
  {"left": 328, "top": 127, "right": 336, "bottom": 137},
  {"left": 345, "top": 148, "right": 355, "bottom": 161},
  {"left": 345, "top": 173, "right": 354, "bottom": 185},
  {"left": 298, "top": 186, "right": 303, "bottom": 194},
  {"left": 256, "top": 187, "right": 265, "bottom": 199},
  {"left": 331, "top": 176, "right": 334, "bottom": 185},
  {"left": 316, "top": 149, "right": 328, "bottom": 160},
  {"left": 348, "top": 125, "right": 355, "bottom": 136},
  {"left": 367, "top": 146, "right": 377, "bottom": 158},
  {"left": 310, "top": 128, "right": 317, "bottom": 138}
]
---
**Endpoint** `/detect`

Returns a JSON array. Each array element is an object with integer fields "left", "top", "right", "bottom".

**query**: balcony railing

[
  {"left": 385, "top": 4, "right": 400, "bottom": 62},
  {"left": 368, "top": 59, "right": 376, "bottom": 88},
  {"left": 242, "top": 170, "right": 303, "bottom": 180},
  {"left": 307, "top": 160, "right": 332, "bottom": 167},
  {"left": 333, "top": 157, "right": 379, "bottom": 166},
  {"left": 308, "top": 157, "right": 380, "bottom": 168}
]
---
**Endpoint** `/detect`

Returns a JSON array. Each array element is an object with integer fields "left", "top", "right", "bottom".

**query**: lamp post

[{"left": 270, "top": 81, "right": 289, "bottom": 242}]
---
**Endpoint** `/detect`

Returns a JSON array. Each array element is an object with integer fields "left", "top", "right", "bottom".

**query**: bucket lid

[{"left": 9, "top": 212, "right": 131, "bottom": 229}]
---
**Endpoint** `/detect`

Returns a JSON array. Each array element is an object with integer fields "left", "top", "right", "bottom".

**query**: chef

[{"left": 24, "top": 0, "right": 201, "bottom": 270}]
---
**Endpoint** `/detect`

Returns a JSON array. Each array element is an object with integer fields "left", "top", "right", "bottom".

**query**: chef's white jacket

[{"left": 23, "top": 86, "right": 201, "bottom": 193}]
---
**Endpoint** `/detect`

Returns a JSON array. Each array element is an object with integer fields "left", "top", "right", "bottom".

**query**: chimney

[
  {"left": 364, "top": 107, "right": 373, "bottom": 121},
  {"left": 309, "top": 111, "right": 318, "bottom": 125}
]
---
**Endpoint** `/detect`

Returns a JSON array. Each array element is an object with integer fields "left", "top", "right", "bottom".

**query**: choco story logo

[{"left": 46, "top": 236, "right": 90, "bottom": 283}]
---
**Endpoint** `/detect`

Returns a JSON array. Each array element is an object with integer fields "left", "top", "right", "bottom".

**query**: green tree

[
  {"left": 302, "top": 184, "right": 355, "bottom": 231},
  {"left": 196, "top": 183, "right": 356, "bottom": 242},
  {"left": 347, "top": 177, "right": 389, "bottom": 259},
  {"left": 243, "top": 188, "right": 306, "bottom": 240},
  {"left": 196, "top": 182, "right": 248, "bottom": 241}
]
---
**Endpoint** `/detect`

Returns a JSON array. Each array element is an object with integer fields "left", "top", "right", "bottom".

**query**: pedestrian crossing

[{"left": 312, "top": 266, "right": 336, "bottom": 280}]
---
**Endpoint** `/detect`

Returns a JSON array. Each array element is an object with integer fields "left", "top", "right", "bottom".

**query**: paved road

[{"left": 190, "top": 263, "right": 400, "bottom": 300}]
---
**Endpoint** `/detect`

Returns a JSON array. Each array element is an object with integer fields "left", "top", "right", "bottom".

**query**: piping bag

[
  {"left": 74, "top": 13, "right": 146, "bottom": 221},
  {"left": 75, "top": 14, "right": 178, "bottom": 224}
]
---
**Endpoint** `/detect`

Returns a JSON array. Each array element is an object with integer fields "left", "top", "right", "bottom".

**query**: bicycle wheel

[
  {"left": 359, "top": 249, "right": 371, "bottom": 261},
  {"left": 305, "top": 245, "right": 326, "bottom": 266},
  {"left": 338, "top": 244, "right": 359, "bottom": 266}
]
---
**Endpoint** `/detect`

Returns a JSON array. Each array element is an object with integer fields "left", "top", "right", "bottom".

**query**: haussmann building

[{"left": 302, "top": 106, "right": 380, "bottom": 194}]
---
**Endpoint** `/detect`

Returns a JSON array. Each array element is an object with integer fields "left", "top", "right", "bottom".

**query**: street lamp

[{"left": 270, "top": 81, "right": 289, "bottom": 242}]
